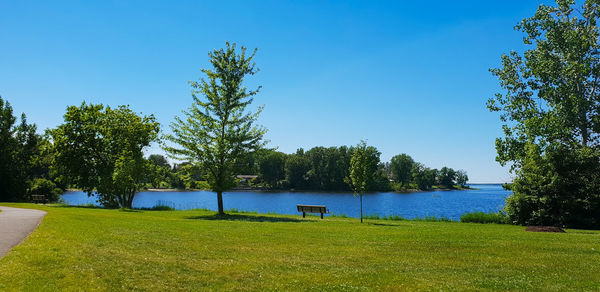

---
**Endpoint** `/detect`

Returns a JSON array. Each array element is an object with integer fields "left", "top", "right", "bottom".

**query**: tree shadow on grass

[
  {"left": 370, "top": 222, "right": 407, "bottom": 227},
  {"left": 52, "top": 204, "right": 105, "bottom": 210},
  {"left": 52, "top": 205, "right": 142, "bottom": 213},
  {"left": 184, "top": 213, "right": 306, "bottom": 223}
]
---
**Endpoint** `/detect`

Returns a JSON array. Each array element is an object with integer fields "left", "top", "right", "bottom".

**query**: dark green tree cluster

[
  {"left": 251, "top": 148, "right": 467, "bottom": 192},
  {"left": 0, "top": 96, "right": 62, "bottom": 202},
  {"left": 144, "top": 155, "right": 209, "bottom": 190},
  {"left": 250, "top": 145, "right": 389, "bottom": 191},
  {"left": 389, "top": 153, "right": 467, "bottom": 190},
  {"left": 489, "top": 0, "right": 600, "bottom": 228}
]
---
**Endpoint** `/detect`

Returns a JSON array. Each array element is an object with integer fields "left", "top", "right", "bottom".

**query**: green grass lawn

[{"left": 1, "top": 203, "right": 599, "bottom": 291}]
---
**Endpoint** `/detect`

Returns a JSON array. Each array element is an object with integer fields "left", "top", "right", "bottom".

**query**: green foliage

[
  {"left": 283, "top": 146, "right": 355, "bottom": 191},
  {"left": 438, "top": 167, "right": 456, "bottom": 188},
  {"left": 489, "top": 1, "right": 600, "bottom": 228},
  {"left": 29, "top": 178, "right": 63, "bottom": 202},
  {"left": 0, "top": 96, "right": 56, "bottom": 202},
  {"left": 505, "top": 144, "right": 600, "bottom": 228},
  {"left": 411, "top": 163, "right": 437, "bottom": 190},
  {"left": 248, "top": 145, "right": 462, "bottom": 192},
  {"left": 456, "top": 169, "right": 468, "bottom": 186},
  {"left": 347, "top": 141, "right": 369, "bottom": 195},
  {"left": 148, "top": 154, "right": 169, "bottom": 168},
  {"left": 188, "top": 180, "right": 211, "bottom": 190},
  {"left": 52, "top": 103, "right": 159, "bottom": 208},
  {"left": 347, "top": 140, "right": 372, "bottom": 222},
  {"left": 460, "top": 212, "right": 507, "bottom": 224},
  {"left": 138, "top": 201, "right": 176, "bottom": 211},
  {"left": 390, "top": 154, "right": 414, "bottom": 186},
  {"left": 164, "top": 42, "right": 266, "bottom": 214},
  {"left": 145, "top": 155, "right": 173, "bottom": 188},
  {"left": 258, "top": 150, "right": 287, "bottom": 188},
  {"left": 284, "top": 151, "right": 311, "bottom": 189}
]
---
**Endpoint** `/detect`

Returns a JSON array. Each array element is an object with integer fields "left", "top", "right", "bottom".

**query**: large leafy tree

[
  {"left": 411, "top": 163, "right": 437, "bottom": 190},
  {"left": 390, "top": 153, "right": 414, "bottom": 187},
  {"left": 258, "top": 150, "right": 287, "bottom": 188},
  {"left": 0, "top": 96, "right": 41, "bottom": 202},
  {"left": 164, "top": 42, "right": 266, "bottom": 214},
  {"left": 52, "top": 103, "right": 159, "bottom": 208},
  {"left": 455, "top": 170, "right": 469, "bottom": 186},
  {"left": 488, "top": 0, "right": 600, "bottom": 227},
  {"left": 284, "top": 150, "right": 311, "bottom": 189},
  {"left": 437, "top": 167, "right": 456, "bottom": 188}
]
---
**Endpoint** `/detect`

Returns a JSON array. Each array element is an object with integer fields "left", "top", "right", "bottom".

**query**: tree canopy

[
  {"left": 164, "top": 42, "right": 266, "bottom": 214},
  {"left": 52, "top": 103, "right": 159, "bottom": 208},
  {"left": 0, "top": 96, "right": 47, "bottom": 202},
  {"left": 390, "top": 154, "right": 414, "bottom": 187},
  {"left": 489, "top": 0, "right": 600, "bottom": 228}
]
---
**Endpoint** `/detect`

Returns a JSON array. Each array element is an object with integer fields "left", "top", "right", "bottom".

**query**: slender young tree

[
  {"left": 164, "top": 42, "right": 266, "bottom": 215},
  {"left": 346, "top": 140, "right": 369, "bottom": 223}
]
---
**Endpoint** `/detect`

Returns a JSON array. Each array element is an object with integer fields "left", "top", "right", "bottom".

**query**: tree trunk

[
  {"left": 581, "top": 125, "right": 589, "bottom": 146},
  {"left": 360, "top": 193, "right": 363, "bottom": 223},
  {"left": 217, "top": 191, "right": 224, "bottom": 214},
  {"left": 126, "top": 190, "right": 135, "bottom": 209}
]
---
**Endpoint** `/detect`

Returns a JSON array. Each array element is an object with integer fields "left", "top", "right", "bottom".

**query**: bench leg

[
  {"left": 302, "top": 212, "right": 305, "bottom": 218},
  {"left": 321, "top": 212, "right": 323, "bottom": 219}
]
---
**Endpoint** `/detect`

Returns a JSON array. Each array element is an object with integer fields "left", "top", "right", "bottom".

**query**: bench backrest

[
  {"left": 297, "top": 205, "right": 327, "bottom": 213},
  {"left": 31, "top": 195, "right": 45, "bottom": 200}
]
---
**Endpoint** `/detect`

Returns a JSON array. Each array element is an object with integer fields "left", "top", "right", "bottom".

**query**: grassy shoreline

[{"left": 1, "top": 203, "right": 598, "bottom": 290}]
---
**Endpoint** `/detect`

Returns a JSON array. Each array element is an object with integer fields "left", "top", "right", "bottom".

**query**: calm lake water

[{"left": 61, "top": 184, "right": 510, "bottom": 220}]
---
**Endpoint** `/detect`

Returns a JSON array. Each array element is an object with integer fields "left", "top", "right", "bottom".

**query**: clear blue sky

[{"left": 1, "top": 0, "right": 549, "bottom": 183}]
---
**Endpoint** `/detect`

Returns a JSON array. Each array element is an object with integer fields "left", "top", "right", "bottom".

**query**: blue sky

[{"left": 1, "top": 0, "right": 549, "bottom": 182}]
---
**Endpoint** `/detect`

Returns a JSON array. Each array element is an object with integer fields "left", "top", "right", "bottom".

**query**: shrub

[
  {"left": 413, "top": 216, "right": 453, "bottom": 222},
  {"left": 139, "top": 200, "right": 175, "bottom": 211},
  {"left": 382, "top": 214, "right": 405, "bottom": 221},
  {"left": 506, "top": 144, "right": 600, "bottom": 228},
  {"left": 29, "top": 178, "right": 63, "bottom": 202},
  {"left": 461, "top": 212, "right": 507, "bottom": 224},
  {"left": 330, "top": 213, "right": 349, "bottom": 218}
]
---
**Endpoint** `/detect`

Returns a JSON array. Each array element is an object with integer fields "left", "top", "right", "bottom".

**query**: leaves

[
  {"left": 52, "top": 102, "right": 159, "bottom": 208},
  {"left": 164, "top": 42, "right": 266, "bottom": 197},
  {"left": 491, "top": 0, "right": 600, "bottom": 228},
  {"left": 489, "top": 0, "right": 600, "bottom": 169}
]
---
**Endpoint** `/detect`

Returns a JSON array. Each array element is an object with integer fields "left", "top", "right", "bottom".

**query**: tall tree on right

[{"left": 488, "top": 0, "right": 600, "bottom": 228}]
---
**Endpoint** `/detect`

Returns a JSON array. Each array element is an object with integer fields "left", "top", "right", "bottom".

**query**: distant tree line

[{"left": 250, "top": 148, "right": 467, "bottom": 191}]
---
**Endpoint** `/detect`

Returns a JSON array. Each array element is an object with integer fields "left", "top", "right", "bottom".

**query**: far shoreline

[{"left": 65, "top": 184, "right": 497, "bottom": 194}]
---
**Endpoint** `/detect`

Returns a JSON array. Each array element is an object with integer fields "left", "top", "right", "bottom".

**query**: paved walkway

[{"left": 0, "top": 206, "right": 47, "bottom": 258}]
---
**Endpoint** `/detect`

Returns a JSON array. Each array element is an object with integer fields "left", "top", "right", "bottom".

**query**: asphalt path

[{"left": 0, "top": 205, "right": 47, "bottom": 258}]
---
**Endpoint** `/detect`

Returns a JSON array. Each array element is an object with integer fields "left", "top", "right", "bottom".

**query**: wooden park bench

[
  {"left": 297, "top": 204, "right": 329, "bottom": 219},
  {"left": 31, "top": 195, "right": 47, "bottom": 204}
]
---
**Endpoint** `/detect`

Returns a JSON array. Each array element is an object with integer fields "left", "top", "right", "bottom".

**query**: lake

[{"left": 61, "top": 184, "right": 510, "bottom": 220}]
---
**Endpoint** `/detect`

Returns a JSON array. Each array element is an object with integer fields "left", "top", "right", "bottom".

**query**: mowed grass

[{"left": 0, "top": 204, "right": 599, "bottom": 291}]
